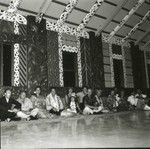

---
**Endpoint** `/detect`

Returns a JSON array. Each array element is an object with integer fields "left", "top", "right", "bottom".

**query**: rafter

[
  {"left": 46, "top": 20, "right": 89, "bottom": 38},
  {"left": 135, "top": 26, "right": 150, "bottom": 45},
  {"left": 36, "top": 0, "right": 52, "bottom": 23},
  {"left": 108, "top": 0, "right": 145, "bottom": 41},
  {"left": 122, "top": 10, "right": 150, "bottom": 43},
  {"left": 0, "top": 0, "right": 26, "bottom": 24},
  {"left": 142, "top": 39, "right": 150, "bottom": 50},
  {"left": 56, "top": 0, "right": 78, "bottom": 27},
  {"left": 77, "top": 0, "right": 104, "bottom": 32},
  {"left": 96, "top": 0, "right": 128, "bottom": 36}
]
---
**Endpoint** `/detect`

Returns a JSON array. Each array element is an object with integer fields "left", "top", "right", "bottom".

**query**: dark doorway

[
  {"left": 113, "top": 59, "right": 124, "bottom": 88},
  {"left": 63, "top": 52, "right": 77, "bottom": 87},
  {"left": 2, "top": 44, "right": 12, "bottom": 86},
  {"left": 147, "top": 64, "right": 150, "bottom": 88}
]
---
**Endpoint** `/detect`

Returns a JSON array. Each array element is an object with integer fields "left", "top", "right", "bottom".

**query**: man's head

[
  {"left": 110, "top": 90, "right": 115, "bottom": 96},
  {"left": 4, "top": 89, "right": 11, "bottom": 99},
  {"left": 96, "top": 89, "right": 102, "bottom": 97},
  {"left": 136, "top": 89, "right": 142, "bottom": 95},
  {"left": 20, "top": 91, "right": 26, "bottom": 99},
  {"left": 68, "top": 87, "right": 73, "bottom": 94},
  {"left": 87, "top": 88, "right": 92, "bottom": 97},
  {"left": 51, "top": 88, "right": 56, "bottom": 96},
  {"left": 82, "top": 86, "right": 88, "bottom": 95},
  {"left": 120, "top": 90, "right": 125, "bottom": 97},
  {"left": 35, "top": 86, "right": 41, "bottom": 95}
]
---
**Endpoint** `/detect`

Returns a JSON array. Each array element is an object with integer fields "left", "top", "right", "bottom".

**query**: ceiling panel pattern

[{"left": 0, "top": 0, "right": 149, "bottom": 49}]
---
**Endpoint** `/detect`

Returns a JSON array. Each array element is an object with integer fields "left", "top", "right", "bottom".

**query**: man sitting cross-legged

[
  {"left": 17, "top": 91, "right": 39, "bottom": 120},
  {"left": 83, "top": 88, "right": 104, "bottom": 115},
  {"left": 0, "top": 89, "right": 30, "bottom": 122},
  {"left": 46, "top": 88, "right": 64, "bottom": 116}
]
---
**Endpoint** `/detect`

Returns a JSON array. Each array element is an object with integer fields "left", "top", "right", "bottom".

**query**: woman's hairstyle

[
  {"left": 19, "top": 91, "right": 26, "bottom": 95},
  {"left": 95, "top": 88, "right": 102, "bottom": 95},
  {"left": 34, "top": 86, "right": 41, "bottom": 91}
]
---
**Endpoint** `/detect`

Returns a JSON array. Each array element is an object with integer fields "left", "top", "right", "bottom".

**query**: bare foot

[
  {"left": 26, "top": 117, "right": 31, "bottom": 121},
  {"left": 6, "top": 118, "right": 11, "bottom": 122}
]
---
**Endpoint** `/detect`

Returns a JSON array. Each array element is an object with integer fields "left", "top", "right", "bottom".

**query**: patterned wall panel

[
  {"left": 103, "top": 57, "right": 110, "bottom": 65},
  {"left": 80, "top": 37, "right": 92, "bottom": 87},
  {"left": 19, "top": 24, "right": 27, "bottom": 36},
  {"left": 102, "top": 42, "right": 112, "bottom": 88},
  {"left": 19, "top": 44, "right": 27, "bottom": 86},
  {"left": 104, "top": 65, "right": 111, "bottom": 73},
  {"left": 61, "top": 33, "right": 78, "bottom": 47},
  {"left": 80, "top": 32, "right": 104, "bottom": 88},
  {"left": 47, "top": 30, "right": 60, "bottom": 87},
  {"left": 124, "top": 46, "right": 134, "bottom": 88},
  {"left": 130, "top": 43, "right": 147, "bottom": 89},
  {"left": 89, "top": 32, "right": 104, "bottom": 88},
  {"left": 27, "top": 16, "right": 48, "bottom": 93}
]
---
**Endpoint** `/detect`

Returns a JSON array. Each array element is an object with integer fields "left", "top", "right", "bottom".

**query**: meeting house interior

[{"left": 0, "top": 0, "right": 150, "bottom": 148}]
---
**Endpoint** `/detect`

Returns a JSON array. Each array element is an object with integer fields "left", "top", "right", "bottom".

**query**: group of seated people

[{"left": 0, "top": 86, "right": 150, "bottom": 122}]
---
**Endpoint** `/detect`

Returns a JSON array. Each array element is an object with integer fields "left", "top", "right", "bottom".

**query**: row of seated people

[{"left": 0, "top": 86, "right": 150, "bottom": 122}]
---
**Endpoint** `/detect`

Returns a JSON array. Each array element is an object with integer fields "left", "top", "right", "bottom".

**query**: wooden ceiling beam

[
  {"left": 122, "top": 10, "right": 150, "bottom": 43},
  {"left": 96, "top": 0, "right": 128, "bottom": 36},
  {"left": 56, "top": 0, "right": 78, "bottom": 27},
  {"left": 108, "top": 0, "right": 145, "bottom": 41},
  {"left": 36, "top": 0, "right": 52, "bottom": 23},
  {"left": 135, "top": 27, "right": 150, "bottom": 45},
  {"left": 76, "top": 0, "right": 104, "bottom": 32},
  {"left": 142, "top": 39, "right": 150, "bottom": 50},
  {"left": 52, "top": 0, "right": 107, "bottom": 20}
]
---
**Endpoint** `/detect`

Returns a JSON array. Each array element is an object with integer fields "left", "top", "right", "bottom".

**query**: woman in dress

[
  {"left": 61, "top": 93, "right": 81, "bottom": 117},
  {"left": 30, "top": 86, "right": 47, "bottom": 118}
]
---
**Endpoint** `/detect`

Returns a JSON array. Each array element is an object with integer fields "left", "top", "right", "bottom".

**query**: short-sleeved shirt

[{"left": 17, "top": 98, "right": 33, "bottom": 112}]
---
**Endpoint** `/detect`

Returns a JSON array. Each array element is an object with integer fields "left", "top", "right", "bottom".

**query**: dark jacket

[
  {"left": 83, "top": 95, "right": 96, "bottom": 107},
  {"left": 0, "top": 96, "right": 21, "bottom": 112}
]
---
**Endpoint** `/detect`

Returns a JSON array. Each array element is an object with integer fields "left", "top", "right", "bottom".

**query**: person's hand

[
  {"left": 12, "top": 109, "right": 19, "bottom": 113},
  {"left": 8, "top": 110, "right": 13, "bottom": 112}
]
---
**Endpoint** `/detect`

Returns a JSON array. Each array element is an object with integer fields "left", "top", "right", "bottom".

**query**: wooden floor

[{"left": 1, "top": 111, "right": 150, "bottom": 148}]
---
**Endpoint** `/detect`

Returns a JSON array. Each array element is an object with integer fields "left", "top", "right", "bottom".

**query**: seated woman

[
  {"left": 0, "top": 89, "right": 31, "bottom": 122},
  {"left": 46, "top": 88, "right": 64, "bottom": 116},
  {"left": 93, "top": 89, "right": 109, "bottom": 113},
  {"left": 64, "top": 87, "right": 73, "bottom": 109},
  {"left": 83, "top": 88, "right": 104, "bottom": 115},
  {"left": 128, "top": 91, "right": 150, "bottom": 111},
  {"left": 117, "top": 90, "right": 129, "bottom": 112},
  {"left": 135, "top": 90, "right": 150, "bottom": 111},
  {"left": 30, "top": 86, "right": 47, "bottom": 119},
  {"left": 61, "top": 93, "right": 81, "bottom": 117},
  {"left": 17, "top": 91, "right": 39, "bottom": 120},
  {"left": 76, "top": 86, "right": 88, "bottom": 112},
  {"left": 106, "top": 90, "right": 119, "bottom": 112}
]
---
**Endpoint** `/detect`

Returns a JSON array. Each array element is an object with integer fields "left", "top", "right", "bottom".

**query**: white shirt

[
  {"left": 17, "top": 98, "right": 33, "bottom": 111},
  {"left": 127, "top": 95, "right": 138, "bottom": 106},
  {"left": 6, "top": 98, "right": 9, "bottom": 103},
  {"left": 46, "top": 93, "right": 63, "bottom": 111}
]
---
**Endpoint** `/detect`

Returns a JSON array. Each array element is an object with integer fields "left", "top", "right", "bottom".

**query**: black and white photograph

[{"left": 0, "top": 0, "right": 150, "bottom": 148}]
